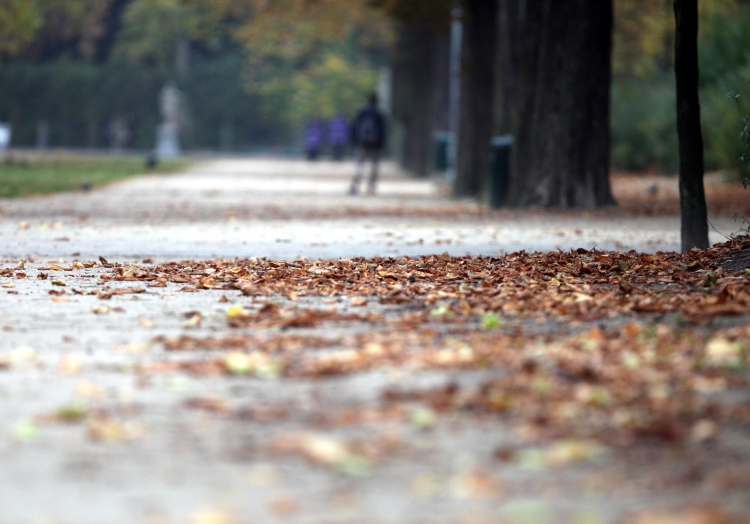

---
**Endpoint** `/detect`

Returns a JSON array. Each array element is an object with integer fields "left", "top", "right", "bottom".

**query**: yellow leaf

[{"left": 225, "top": 304, "right": 248, "bottom": 318}]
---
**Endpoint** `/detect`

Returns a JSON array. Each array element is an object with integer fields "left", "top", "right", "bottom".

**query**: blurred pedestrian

[
  {"left": 305, "top": 119, "right": 323, "bottom": 160},
  {"left": 349, "top": 93, "right": 386, "bottom": 195},
  {"left": 328, "top": 114, "right": 349, "bottom": 161}
]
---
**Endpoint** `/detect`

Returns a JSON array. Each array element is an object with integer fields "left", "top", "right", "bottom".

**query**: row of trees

[
  {"left": 384, "top": 0, "right": 714, "bottom": 250},
  {"left": 381, "top": 0, "right": 616, "bottom": 206},
  {"left": 0, "top": 0, "right": 737, "bottom": 249}
]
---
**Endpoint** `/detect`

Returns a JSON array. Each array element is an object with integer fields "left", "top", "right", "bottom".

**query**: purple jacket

[
  {"left": 328, "top": 116, "right": 349, "bottom": 146},
  {"left": 305, "top": 121, "right": 323, "bottom": 150}
]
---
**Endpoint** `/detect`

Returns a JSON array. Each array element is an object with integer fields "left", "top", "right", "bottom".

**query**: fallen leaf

[
  {"left": 75, "top": 381, "right": 103, "bottom": 398},
  {"left": 55, "top": 405, "right": 87, "bottom": 423},
  {"left": 59, "top": 353, "right": 82, "bottom": 374},
  {"left": 114, "top": 343, "right": 150, "bottom": 354},
  {"left": 0, "top": 347, "right": 37, "bottom": 367},
  {"left": 10, "top": 420, "right": 38, "bottom": 442},
  {"left": 87, "top": 416, "right": 144, "bottom": 442},
  {"left": 184, "top": 314, "right": 202, "bottom": 329},
  {"left": 190, "top": 511, "right": 235, "bottom": 524},
  {"left": 704, "top": 337, "right": 744, "bottom": 367}
]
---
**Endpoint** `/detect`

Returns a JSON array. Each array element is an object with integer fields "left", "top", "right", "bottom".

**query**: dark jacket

[{"left": 351, "top": 104, "right": 386, "bottom": 149}]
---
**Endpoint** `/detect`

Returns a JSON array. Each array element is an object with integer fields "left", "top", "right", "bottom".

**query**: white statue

[
  {"left": 0, "top": 123, "right": 11, "bottom": 151},
  {"left": 156, "top": 82, "right": 182, "bottom": 158}
]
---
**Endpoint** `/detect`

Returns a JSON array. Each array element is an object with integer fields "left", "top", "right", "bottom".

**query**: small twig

[{"left": 707, "top": 217, "right": 731, "bottom": 241}]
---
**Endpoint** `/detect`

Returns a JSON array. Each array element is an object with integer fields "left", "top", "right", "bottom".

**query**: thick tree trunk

[
  {"left": 674, "top": 0, "right": 708, "bottom": 251},
  {"left": 453, "top": 0, "right": 497, "bottom": 198},
  {"left": 508, "top": 0, "right": 615, "bottom": 208},
  {"left": 392, "top": 23, "right": 442, "bottom": 177}
]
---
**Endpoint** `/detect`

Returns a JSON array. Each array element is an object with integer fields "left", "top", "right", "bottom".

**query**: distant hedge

[{"left": 0, "top": 53, "right": 284, "bottom": 151}]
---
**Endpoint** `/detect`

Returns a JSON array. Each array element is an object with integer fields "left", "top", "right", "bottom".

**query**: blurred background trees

[
  {"left": 0, "top": 0, "right": 41, "bottom": 56},
  {"left": 1, "top": 0, "right": 749, "bottom": 183},
  {"left": 612, "top": 0, "right": 750, "bottom": 177},
  {"left": 0, "top": 0, "right": 390, "bottom": 150}
]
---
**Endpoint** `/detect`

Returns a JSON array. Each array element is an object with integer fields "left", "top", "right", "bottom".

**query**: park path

[
  {"left": 0, "top": 157, "right": 736, "bottom": 262},
  {"left": 0, "top": 159, "right": 747, "bottom": 524}
]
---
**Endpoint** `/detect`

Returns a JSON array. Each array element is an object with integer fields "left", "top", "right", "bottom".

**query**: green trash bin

[
  {"left": 489, "top": 135, "right": 513, "bottom": 208},
  {"left": 433, "top": 132, "right": 451, "bottom": 173}
]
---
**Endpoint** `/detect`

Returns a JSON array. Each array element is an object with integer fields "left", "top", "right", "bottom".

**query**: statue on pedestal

[{"left": 155, "top": 82, "right": 182, "bottom": 158}]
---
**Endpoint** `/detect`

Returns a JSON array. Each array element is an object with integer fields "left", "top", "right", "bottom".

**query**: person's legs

[
  {"left": 332, "top": 144, "right": 343, "bottom": 161},
  {"left": 350, "top": 148, "right": 366, "bottom": 195},
  {"left": 366, "top": 149, "right": 381, "bottom": 194}
]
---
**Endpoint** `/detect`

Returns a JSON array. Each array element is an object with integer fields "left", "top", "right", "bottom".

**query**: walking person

[
  {"left": 304, "top": 119, "right": 323, "bottom": 160},
  {"left": 349, "top": 93, "right": 386, "bottom": 195},
  {"left": 328, "top": 114, "right": 349, "bottom": 161}
]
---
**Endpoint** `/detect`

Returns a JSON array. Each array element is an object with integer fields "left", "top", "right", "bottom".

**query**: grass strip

[{"left": 0, "top": 153, "right": 190, "bottom": 198}]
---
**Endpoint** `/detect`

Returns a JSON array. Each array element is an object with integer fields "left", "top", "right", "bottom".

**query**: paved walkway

[
  {"left": 0, "top": 158, "right": 735, "bottom": 263},
  {"left": 0, "top": 159, "right": 745, "bottom": 524}
]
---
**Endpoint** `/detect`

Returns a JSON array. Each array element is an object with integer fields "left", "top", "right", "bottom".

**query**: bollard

[
  {"left": 489, "top": 135, "right": 513, "bottom": 208},
  {"left": 433, "top": 132, "right": 451, "bottom": 174}
]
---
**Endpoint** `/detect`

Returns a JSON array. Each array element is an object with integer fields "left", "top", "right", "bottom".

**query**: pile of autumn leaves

[{"left": 99, "top": 241, "right": 750, "bottom": 445}]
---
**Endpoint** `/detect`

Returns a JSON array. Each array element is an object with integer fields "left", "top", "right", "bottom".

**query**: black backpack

[{"left": 357, "top": 110, "right": 381, "bottom": 147}]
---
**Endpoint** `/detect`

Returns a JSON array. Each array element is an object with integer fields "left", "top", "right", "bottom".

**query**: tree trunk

[
  {"left": 431, "top": 31, "right": 451, "bottom": 135},
  {"left": 391, "top": 22, "right": 439, "bottom": 177},
  {"left": 495, "top": 0, "right": 520, "bottom": 136},
  {"left": 454, "top": 0, "right": 497, "bottom": 198},
  {"left": 674, "top": 0, "right": 708, "bottom": 251},
  {"left": 508, "top": 0, "right": 615, "bottom": 208}
]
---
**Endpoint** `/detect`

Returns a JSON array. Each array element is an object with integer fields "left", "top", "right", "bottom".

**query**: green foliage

[
  {"left": 0, "top": 154, "right": 188, "bottom": 198},
  {"left": 702, "top": 70, "right": 750, "bottom": 178},
  {"left": 113, "top": 0, "right": 194, "bottom": 67},
  {"left": 252, "top": 51, "right": 378, "bottom": 131},
  {"left": 481, "top": 311, "right": 502, "bottom": 330},
  {"left": 184, "top": 52, "right": 287, "bottom": 147},
  {"left": 0, "top": 58, "right": 162, "bottom": 148},
  {"left": 0, "top": 53, "right": 279, "bottom": 149},
  {"left": 611, "top": 2, "right": 750, "bottom": 176},
  {"left": 236, "top": 0, "right": 389, "bottom": 139},
  {"left": 611, "top": 78, "right": 678, "bottom": 173},
  {"left": 612, "top": 0, "right": 738, "bottom": 81},
  {"left": 0, "top": 0, "right": 41, "bottom": 56},
  {"left": 697, "top": 6, "right": 750, "bottom": 179},
  {"left": 13, "top": 0, "right": 123, "bottom": 62}
]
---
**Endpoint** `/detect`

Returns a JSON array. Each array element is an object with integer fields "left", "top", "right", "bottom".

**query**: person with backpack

[{"left": 349, "top": 93, "right": 386, "bottom": 195}]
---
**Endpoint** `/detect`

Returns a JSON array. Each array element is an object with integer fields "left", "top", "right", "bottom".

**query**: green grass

[{"left": 0, "top": 153, "right": 190, "bottom": 198}]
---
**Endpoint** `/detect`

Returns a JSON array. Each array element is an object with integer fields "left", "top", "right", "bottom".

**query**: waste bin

[
  {"left": 433, "top": 132, "right": 451, "bottom": 173},
  {"left": 488, "top": 135, "right": 513, "bottom": 208}
]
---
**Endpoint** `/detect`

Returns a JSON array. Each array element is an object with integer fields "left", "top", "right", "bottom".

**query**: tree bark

[
  {"left": 674, "top": 0, "right": 708, "bottom": 251},
  {"left": 495, "top": 0, "right": 520, "bottom": 136},
  {"left": 392, "top": 22, "right": 443, "bottom": 177},
  {"left": 453, "top": 0, "right": 497, "bottom": 198},
  {"left": 431, "top": 30, "right": 451, "bottom": 135},
  {"left": 508, "top": 0, "right": 615, "bottom": 208}
]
